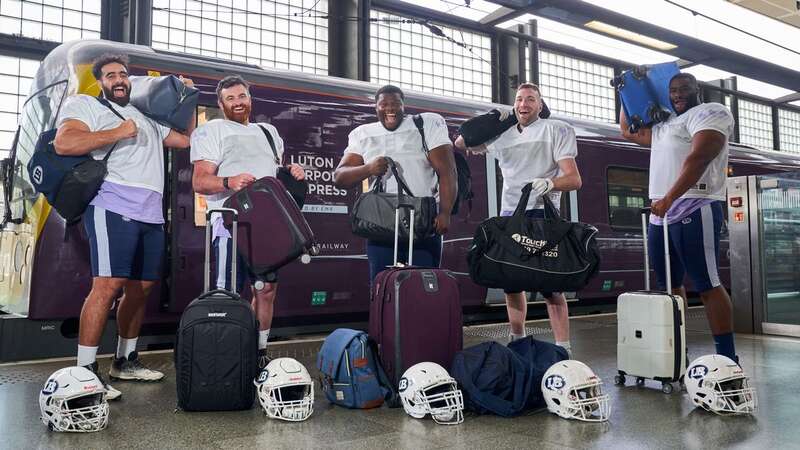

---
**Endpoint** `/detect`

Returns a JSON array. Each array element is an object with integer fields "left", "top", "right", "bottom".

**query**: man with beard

[
  {"left": 333, "top": 84, "right": 457, "bottom": 282},
  {"left": 54, "top": 54, "right": 194, "bottom": 399},
  {"left": 191, "top": 75, "right": 305, "bottom": 369},
  {"left": 454, "top": 83, "right": 581, "bottom": 355},
  {"left": 620, "top": 73, "right": 738, "bottom": 363}
]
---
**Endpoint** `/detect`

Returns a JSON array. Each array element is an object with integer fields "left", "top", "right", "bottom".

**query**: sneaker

[
  {"left": 109, "top": 351, "right": 165, "bottom": 381},
  {"left": 84, "top": 361, "right": 122, "bottom": 401},
  {"left": 257, "top": 349, "right": 271, "bottom": 371}
]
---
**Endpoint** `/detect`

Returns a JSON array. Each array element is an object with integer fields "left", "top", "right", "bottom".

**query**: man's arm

[
  {"left": 428, "top": 144, "right": 457, "bottom": 234},
  {"left": 333, "top": 153, "right": 386, "bottom": 189},
  {"left": 619, "top": 109, "right": 652, "bottom": 147},
  {"left": 454, "top": 135, "right": 487, "bottom": 154},
  {"left": 164, "top": 129, "right": 191, "bottom": 149},
  {"left": 192, "top": 160, "right": 255, "bottom": 194},
  {"left": 651, "top": 129, "right": 726, "bottom": 217},
  {"left": 552, "top": 158, "right": 582, "bottom": 191},
  {"left": 54, "top": 119, "right": 136, "bottom": 156}
]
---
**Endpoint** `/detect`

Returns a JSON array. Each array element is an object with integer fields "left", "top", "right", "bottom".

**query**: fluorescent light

[{"left": 584, "top": 20, "right": 678, "bottom": 51}]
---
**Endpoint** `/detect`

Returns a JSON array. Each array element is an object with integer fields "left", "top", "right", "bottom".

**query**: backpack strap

[
  {"left": 367, "top": 337, "right": 400, "bottom": 408},
  {"left": 412, "top": 114, "right": 429, "bottom": 155},
  {"left": 95, "top": 96, "right": 126, "bottom": 162},
  {"left": 257, "top": 124, "right": 281, "bottom": 165}
]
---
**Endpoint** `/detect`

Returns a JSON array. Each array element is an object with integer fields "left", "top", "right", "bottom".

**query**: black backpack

[
  {"left": 412, "top": 114, "right": 473, "bottom": 216},
  {"left": 174, "top": 210, "right": 258, "bottom": 411}
]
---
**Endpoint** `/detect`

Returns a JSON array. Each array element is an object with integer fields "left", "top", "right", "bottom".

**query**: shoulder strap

[
  {"left": 257, "top": 124, "right": 281, "bottom": 165},
  {"left": 367, "top": 337, "right": 400, "bottom": 408},
  {"left": 412, "top": 114, "right": 429, "bottom": 155},
  {"left": 95, "top": 96, "right": 125, "bottom": 162}
]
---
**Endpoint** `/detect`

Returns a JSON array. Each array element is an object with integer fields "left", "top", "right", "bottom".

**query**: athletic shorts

[
  {"left": 648, "top": 201, "right": 723, "bottom": 293},
  {"left": 212, "top": 235, "right": 274, "bottom": 293},
  {"left": 83, "top": 205, "right": 164, "bottom": 280}
]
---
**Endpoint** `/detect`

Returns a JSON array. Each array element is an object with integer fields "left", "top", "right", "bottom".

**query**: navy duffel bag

[{"left": 130, "top": 75, "right": 199, "bottom": 131}]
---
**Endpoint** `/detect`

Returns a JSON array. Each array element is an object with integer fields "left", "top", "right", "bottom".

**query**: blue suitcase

[{"left": 611, "top": 62, "right": 679, "bottom": 133}]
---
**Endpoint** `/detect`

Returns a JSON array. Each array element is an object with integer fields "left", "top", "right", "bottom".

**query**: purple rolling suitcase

[
  {"left": 368, "top": 206, "right": 463, "bottom": 386},
  {"left": 223, "top": 176, "right": 318, "bottom": 276}
]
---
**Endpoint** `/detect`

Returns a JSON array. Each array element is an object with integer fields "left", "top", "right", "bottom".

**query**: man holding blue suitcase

[
  {"left": 191, "top": 75, "right": 305, "bottom": 369},
  {"left": 620, "top": 73, "right": 739, "bottom": 363},
  {"left": 455, "top": 83, "right": 582, "bottom": 355}
]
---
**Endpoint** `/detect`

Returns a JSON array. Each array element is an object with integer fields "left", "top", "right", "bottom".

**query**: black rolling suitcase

[{"left": 175, "top": 208, "right": 258, "bottom": 411}]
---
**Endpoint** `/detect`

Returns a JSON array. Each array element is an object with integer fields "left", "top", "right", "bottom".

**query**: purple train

[{"left": 3, "top": 40, "right": 800, "bottom": 334}]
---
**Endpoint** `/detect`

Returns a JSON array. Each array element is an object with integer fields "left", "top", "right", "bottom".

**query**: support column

[
  {"left": 496, "top": 33, "right": 520, "bottom": 105},
  {"left": 329, "top": 0, "right": 365, "bottom": 80},
  {"left": 104, "top": 0, "right": 152, "bottom": 45}
]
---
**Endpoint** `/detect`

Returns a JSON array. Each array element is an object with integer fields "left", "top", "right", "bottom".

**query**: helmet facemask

[
  {"left": 565, "top": 382, "right": 610, "bottom": 422},
  {"left": 262, "top": 382, "right": 314, "bottom": 421},
  {"left": 44, "top": 392, "right": 109, "bottom": 432},
  {"left": 699, "top": 376, "right": 757, "bottom": 415},
  {"left": 415, "top": 380, "right": 464, "bottom": 425}
]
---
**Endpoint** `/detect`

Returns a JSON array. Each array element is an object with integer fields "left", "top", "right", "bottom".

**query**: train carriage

[{"left": 2, "top": 39, "right": 799, "bottom": 342}]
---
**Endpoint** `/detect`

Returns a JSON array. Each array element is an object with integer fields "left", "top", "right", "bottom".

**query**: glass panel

[
  {"left": 758, "top": 174, "right": 800, "bottom": 326},
  {"left": 607, "top": 167, "right": 649, "bottom": 230},
  {"left": 537, "top": 49, "right": 616, "bottom": 123}
]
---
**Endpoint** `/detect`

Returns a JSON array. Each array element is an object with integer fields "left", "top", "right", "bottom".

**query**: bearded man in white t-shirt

[
  {"left": 191, "top": 75, "right": 305, "bottom": 370},
  {"left": 55, "top": 54, "right": 194, "bottom": 399},
  {"left": 455, "top": 83, "right": 582, "bottom": 355},
  {"left": 620, "top": 73, "right": 739, "bottom": 363}
]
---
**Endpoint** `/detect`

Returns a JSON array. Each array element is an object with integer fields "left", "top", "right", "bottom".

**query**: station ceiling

[{"left": 728, "top": 0, "right": 800, "bottom": 28}]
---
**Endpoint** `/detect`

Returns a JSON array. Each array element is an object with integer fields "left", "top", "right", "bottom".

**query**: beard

[
  {"left": 673, "top": 94, "right": 700, "bottom": 116},
  {"left": 101, "top": 83, "right": 130, "bottom": 106},
  {"left": 223, "top": 103, "right": 251, "bottom": 124}
]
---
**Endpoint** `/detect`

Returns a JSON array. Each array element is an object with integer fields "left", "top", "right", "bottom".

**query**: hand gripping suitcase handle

[
  {"left": 204, "top": 207, "right": 239, "bottom": 294},
  {"left": 640, "top": 208, "right": 670, "bottom": 292}
]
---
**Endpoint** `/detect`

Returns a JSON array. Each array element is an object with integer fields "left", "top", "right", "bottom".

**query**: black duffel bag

[
  {"left": 351, "top": 158, "right": 437, "bottom": 244},
  {"left": 467, "top": 183, "right": 600, "bottom": 292},
  {"left": 458, "top": 101, "right": 550, "bottom": 148}
]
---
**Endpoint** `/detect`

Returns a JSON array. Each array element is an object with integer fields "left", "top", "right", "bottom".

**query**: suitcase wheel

[
  {"left": 628, "top": 118, "right": 642, "bottom": 134},
  {"left": 614, "top": 374, "right": 625, "bottom": 386},
  {"left": 661, "top": 382, "right": 674, "bottom": 394},
  {"left": 636, "top": 377, "right": 646, "bottom": 387},
  {"left": 632, "top": 65, "right": 648, "bottom": 79},
  {"left": 610, "top": 76, "right": 623, "bottom": 89}
]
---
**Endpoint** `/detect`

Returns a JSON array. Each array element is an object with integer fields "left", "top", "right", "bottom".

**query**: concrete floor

[{"left": 1, "top": 307, "right": 798, "bottom": 450}]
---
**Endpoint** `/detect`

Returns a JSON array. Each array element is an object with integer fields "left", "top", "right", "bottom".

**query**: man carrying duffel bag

[
  {"left": 191, "top": 75, "right": 306, "bottom": 369},
  {"left": 455, "top": 83, "right": 583, "bottom": 355}
]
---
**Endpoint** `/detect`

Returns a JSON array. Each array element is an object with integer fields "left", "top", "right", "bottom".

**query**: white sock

[
  {"left": 556, "top": 341, "right": 572, "bottom": 354},
  {"left": 77, "top": 345, "right": 99, "bottom": 367},
  {"left": 116, "top": 337, "right": 138, "bottom": 359},
  {"left": 259, "top": 329, "right": 270, "bottom": 350},
  {"left": 510, "top": 333, "right": 526, "bottom": 341}
]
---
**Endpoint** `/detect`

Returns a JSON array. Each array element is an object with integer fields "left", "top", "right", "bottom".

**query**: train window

[
  {"left": 607, "top": 166, "right": 649, "bottom": 230},
  {"left": 4, "top": 82, "right": 66, "bottom": 222}
]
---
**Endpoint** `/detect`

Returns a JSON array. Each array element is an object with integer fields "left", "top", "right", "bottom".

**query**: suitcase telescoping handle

[
  {"left": 204, "top": 207, "right": 238, "bottom": 294},
  {"left": 641, "top": 208, "right": 670, "bottom": 293},
  {"left": 393, "top": 205, "right": 415, "bottom": 267}
]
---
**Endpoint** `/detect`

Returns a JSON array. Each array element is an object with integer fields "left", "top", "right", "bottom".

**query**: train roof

[{"left": 33, "top": 39, "right": 800, "bottom": 171}]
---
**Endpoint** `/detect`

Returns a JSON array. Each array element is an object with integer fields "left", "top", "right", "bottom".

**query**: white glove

[
  {"left": 530, "top": 178, "right": 554, "bottom": 197},
  {"left": 497, "top": 108, "right": 513, "bottom": 122}
]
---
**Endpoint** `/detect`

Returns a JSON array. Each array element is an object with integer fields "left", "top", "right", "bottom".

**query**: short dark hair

[
  {"left": 216, "top": 75, "right": 250, "bottom": 99},
  {"left": 91, "top": 54, "right": 129, "bottom": 80},
  {"left": 374, "top": 84, "right": 404, "bottom": 102},
  {"left": 670, "top": 72, "right": 698, "bottom": 89},
  {"left": 517, "top": 83, "right": 542, "bottom": 97}
]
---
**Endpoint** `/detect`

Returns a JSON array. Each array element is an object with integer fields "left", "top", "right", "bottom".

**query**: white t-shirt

[
  {"left": 190, "top": 119, "right": 284, "bottom": 212},
  {"left": 650, "top": 103, "right": 733, "bottom": 201},
  {"left": 58, "top": 94, "right": 171, "bottom": 193},
  {"left": 344, "top": 113, "right": 451, "bottom": 199},
  {"left": 486, "top": 118, "right": 578, "bottom": 213}
]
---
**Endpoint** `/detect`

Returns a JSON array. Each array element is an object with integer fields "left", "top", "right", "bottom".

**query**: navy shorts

[
  {"left": 83, "top": 205, "right": 164, "bottom": 281},
  {"left": 212, "top": 235, "right": 274, "bottom": 293},
  {"left": 648, "top": 201, "right": 723, "bottom": 293},
  {"left": 501, "top": 209, "right": 555, "bottom": 297},
  {"left": 367, "top": 235, "right": 443, "bottom": 283}
]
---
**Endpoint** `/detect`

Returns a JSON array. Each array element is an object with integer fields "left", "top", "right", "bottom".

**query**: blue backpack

[{"left": 317, "top": 328, "right": 399, "bottom": 409}]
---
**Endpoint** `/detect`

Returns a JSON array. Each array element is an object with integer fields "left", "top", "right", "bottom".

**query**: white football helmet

[
  {"left": 686, "top": 354, "right": 756, "bottom": 415},
  {"left": 39, "top": 366, "right": 109, "bottom": 432},
  {"left": 398, "top": 362, "right": 464, "bottom": 425},
  {"left": 541, "top": 360, "right": 610, "bottom": 422},
  {"left": 255, "top": 357, "right": 314, "bottom": 421}
]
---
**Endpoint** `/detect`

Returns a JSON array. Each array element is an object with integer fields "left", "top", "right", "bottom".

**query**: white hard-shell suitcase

[{"left": 615, "top": 210, "right": 686, "bottom": 394}]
